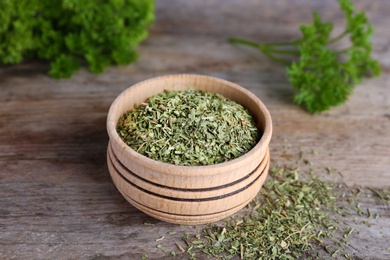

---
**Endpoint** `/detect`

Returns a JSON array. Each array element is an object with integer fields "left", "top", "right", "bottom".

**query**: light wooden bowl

[{"left": 106, "top": 74, "right": 272, "bottom": 225}]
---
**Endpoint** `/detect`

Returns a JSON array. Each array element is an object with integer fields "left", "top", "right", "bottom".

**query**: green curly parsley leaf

[
  {"left": 229, "top": 0, "right": 381, "bottom": 113},
  {"left": 0, "top": 0, "right": 154, "bottom": 78}
]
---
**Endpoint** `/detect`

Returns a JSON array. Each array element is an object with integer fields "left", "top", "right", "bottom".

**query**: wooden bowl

[{"left": 106, "top": 74, "right": 272, "bottom": 225}]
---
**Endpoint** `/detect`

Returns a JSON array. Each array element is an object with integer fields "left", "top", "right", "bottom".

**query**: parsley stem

[
  {"left": 266, "top": 48, "right": 300, "bottom": 55},
  {"left": 228, "top": 37, "right": 294, "bottom": 65},
  {"left": 260, "top": 50, "right": 291, "bottom": 65},
  {"left": 228, "top": 37, "right": 261, "bottom": 48},
  {"left": 262, "top": 39, "right": 301, "bottom": 46},
  {"left": 328, "top": 30, "right": 348, "bottom": 45},
  {"left": 228, "top": 37, "right": 299, "bottom": 48}
]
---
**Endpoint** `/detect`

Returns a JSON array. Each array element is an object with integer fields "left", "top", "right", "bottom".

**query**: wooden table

[{"left": 1, "top": 1, "right": 389, "bottom": 259}]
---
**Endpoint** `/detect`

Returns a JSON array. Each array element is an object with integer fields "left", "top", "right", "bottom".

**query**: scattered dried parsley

[
  {"left": 368, "top": 187, "right": 390, "bottom": 202},
  {"left": 117, "top": 88, "right": 260, "bottom": 166},
  {"left": 184, "top": 166, "right": 339, "bottom": 259}
]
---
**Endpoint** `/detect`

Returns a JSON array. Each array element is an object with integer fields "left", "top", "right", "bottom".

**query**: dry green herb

[
  {"left": 344, "top": 228, "right": 354, "bottom": 238},
  {"left": 158, "top": 153, "right": 390, "bottom": 260},
  {"left": 184, "top": 166, "right": 340, "bottom": 259},
  {"left": 368, "top": 187, "right": 390, "bottom": 202},
  {"left": 155, "top": 236, "right": 165, "bottom": 242},
  {"left": 178, "top": 164, "right": 390, "bottom": 259},
  {"left": 117, "top": 88, "right": 260, "bottom": 166},
  {"left": 175, "top": 242, "right": 185, "bottom": 253}
]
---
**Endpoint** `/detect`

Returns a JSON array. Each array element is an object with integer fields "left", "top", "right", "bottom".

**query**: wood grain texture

[{"left": 1, "top": 0, "right": 389, "bottom": 259}]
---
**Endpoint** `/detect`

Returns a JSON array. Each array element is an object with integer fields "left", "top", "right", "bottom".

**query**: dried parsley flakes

[
  {"left": 184, "top": 166, "right": 339, "bottom": 259},
  {"left": 117, "top": 88, "right": 260, "bottom": 166}
]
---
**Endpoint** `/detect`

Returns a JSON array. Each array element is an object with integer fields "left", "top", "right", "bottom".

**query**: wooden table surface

[{"left": 1, "top": 1, "right": 389, "bottom": 259}]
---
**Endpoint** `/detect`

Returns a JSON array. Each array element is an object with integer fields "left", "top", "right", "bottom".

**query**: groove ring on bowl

[
  {"left": 108, "top": 142, "right": 269, "bottom": 200},
  {"left": 123, "top": 162, "right": 269, "bottom": 225},
  {"left": 108, "top": 148, "right": 270, "bottom": 216}
]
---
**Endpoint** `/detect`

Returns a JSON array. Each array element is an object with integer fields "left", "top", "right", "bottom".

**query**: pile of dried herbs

[
  {"left": 140, "top": 148, "right": 389, "bottom": 259},
  {"left": 117, "top": 88, "right": 260, "bottom": 166},
  {"left": 184, "top": 166, "right": 341, "bottom": 259}
]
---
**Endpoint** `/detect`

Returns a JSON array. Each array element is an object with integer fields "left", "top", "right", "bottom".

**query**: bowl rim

[{"left": 107, "top": 74, "right": 272, "bottom": 175}]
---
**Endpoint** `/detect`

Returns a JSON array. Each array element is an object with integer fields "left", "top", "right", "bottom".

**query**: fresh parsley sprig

[
  {"left": 229, "top": 0, "right": 381, "bottom": 113},
  {"left": 0, "top": 0, "right": 154, "bottom": 78}
]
